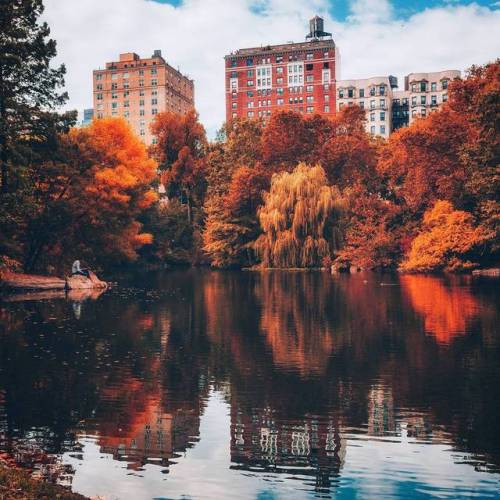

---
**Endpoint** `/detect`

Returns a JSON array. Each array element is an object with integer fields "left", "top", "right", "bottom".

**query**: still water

[{"left": 0, "top": 270, "right": 499, "bottom": 499}]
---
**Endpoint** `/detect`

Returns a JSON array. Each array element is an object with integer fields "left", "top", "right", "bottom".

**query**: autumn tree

[
  {"left": 401, "top": 200, "right": 486, "bottom": 272},
  {"left": 0, "top": 0, "right": 69, "bottom": 192},
  {"left": 23, "top": 118, "right": 158, "bottom": 272},
  {"left": 378, "top": 107, "right": 470, "bottom": 214},
  {"left": 448, "top": 61, "right": 500, "bottom": 257},
  {"left": 255, "top": 163, "right": 346, "bottom": 268},
  {"left": 151, "top": 110, "right": 207, "bottom": 223}
]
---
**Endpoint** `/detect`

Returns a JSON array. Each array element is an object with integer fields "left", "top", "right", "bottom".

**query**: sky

[{"left": 42, "top": 0, "right": 500, "bottom": 137}]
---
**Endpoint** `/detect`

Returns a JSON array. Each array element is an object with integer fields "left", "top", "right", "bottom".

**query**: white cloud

[{"left": 43, "top": 0, "right": 500, "bottom": 138}]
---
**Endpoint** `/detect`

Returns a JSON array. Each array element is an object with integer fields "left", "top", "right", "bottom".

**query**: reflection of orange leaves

[
  {"left": 135, "top": 232, "right": 153, "bottom": 246},
  {"left": 402, "top": 275, "right": 480, "bottom": 344}
]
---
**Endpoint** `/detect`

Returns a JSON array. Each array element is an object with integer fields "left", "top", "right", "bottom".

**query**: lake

[{"left": 0, "top": 270, "right": 499, "bottom": 499}]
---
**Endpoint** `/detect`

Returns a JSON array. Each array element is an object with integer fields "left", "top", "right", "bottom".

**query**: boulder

[{"left": 65, "top": 271, "right": 107, "bottom": 290}]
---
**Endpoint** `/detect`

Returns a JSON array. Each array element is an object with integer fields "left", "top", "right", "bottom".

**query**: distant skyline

[{"left": 43, "top": 0, "right": 500, "bottom": 137}]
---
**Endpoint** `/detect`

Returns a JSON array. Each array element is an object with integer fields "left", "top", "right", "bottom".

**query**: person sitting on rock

[{"left": 71, "top": 260, "right": 90, "bottom": 279}]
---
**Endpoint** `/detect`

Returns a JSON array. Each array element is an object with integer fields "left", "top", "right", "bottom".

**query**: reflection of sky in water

[{"left": 64, "top": 390, "right": 500, "bottom": 500}]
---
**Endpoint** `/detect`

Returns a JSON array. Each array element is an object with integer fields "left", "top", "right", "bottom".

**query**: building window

[
  {"left": 277, "top": 98, "right": 284, "bottom": 105},
  {"left": 323, "top": 84, "right": 329, "bottom": 91},
  {"left": 247, "top": 111, "right": 254, "bottom": 117},
  {"left": 97, "top": 112, "right": 103, "bottom": 118},
  {"left": 379, "top": 85, "right": 385, "bottom": 95},
  {"left": 246, "top": 58, "right": 253, "bottom": 66},
  {"left": 232, "top": 102, "right": 237, "bottom": 109},
  {"left": 231, "top": 59, "right": 237, "bottom": 67},
  {"left": 324, "top": 95, "right": 330, "bottom": 102},
  {"left": 152, "top": 137, "right": 158, "bottom": 145},
  {"left": 139, "top": 79, "right": 144, "bottom": 87},
  {"left": 151, "top": 68, "right": 157, "bottom": 75},
  {"left": 96, "top": 84, "right": 103, "bottom": 90},
  {"left": 322, "top": 69, "right": 330, "bottom": 84},
  {"left": 277, "top": 77, "right": 283, "bottom": 85},
  {"left": 95, "top": 73, "right": 103, "bottom": 81},
  {"left": 96, "top": 93, "right": 103, "bottom": 100},
  {"left": 139, "top": 69, "right": 144, "bottom": 76},
  {"left": 431, "top": 82, "right": 437, "bottom": 91},
  {"left": 421, "top": 109, "right": 426, "bottom": 117},
  {"left": 420, "top": 82, "right": 427, "bottom": 92},
  {"left": 370, "top": 126, "right": 375, "bottom": 134},
  {"left": 152, "top": 108, "right": 158, "bottom": 115},
  {"left": 370, "top": 112, "right": 375, "bottom": 121},
  {"left": 123, "top": 72, "right": 129, "bottom": 79},
  {"left": 111, "top": 83, "right": 117, "bottom": 90},
  {"left": 324, "top": 105, "right": 330, "bottom": 112},
  {"left": 124, "top": 111, "right": 129, "bottom": 118},
  {"left": 111, "top": 73, "right": 118, "bottom": 80},
  {"left": 359, "top": 101, "right": 364, "bottom": 109},
  {"left": 339, "top": 103, "right": 344, "bottom": 109},
  {"left": 152, "top": 98, "right": 158, "bottom": 105},
  {"left": 306, "top": 95, "right": 314, "bottom": 103},
  {"left": 380, "top": 98, "right": 385, "bottom": 108},
  {"left": 442, "top": 80, "right": 449, "bottom": 90},
  {"left": 140, "top": 109, "right": 145, "bottom": 116},
  {"left": 277, "top": 87, "right": 283, "bottom": 95},
  {"left": 139, "top": 99, "right": 144, "bottom": 106},
  {"left": 276, "top": 67, "right": 283, "bottom": 74},
  {"left": 411, "top": 96, "right": 417, "bottom": 106},
  {"left": 348, "top": 88, "right": 354, "bottom": 98},
  {"left": 339, "top": 89, "right": 344, "bottom": 98},
  {"left": 111, "top": 92, "right": 118, "bottom": 99},
  {"left": 370, "top": 87, "right": 375, "bottom": 96},
  {"left": 306, "top": 53, "right": 313, "bottom": 60},
  {"left": 305, "top": 63, "right": 313, "bottom": 71},
  {"left": 380, "top": 111, "right": 385, "bottom": 121},
  {"left": 112, "top": 102, "right": 118, "bottom": 109},
  {"left": 247, "top": 80, "right": 254, "bottom": 86},
  {"left": 442, "top": 93, "right": 448, "bottom": 102},
  {"left": 380, "top": 125, "right": 386, "bottom": 134},
  {"left": 411, "top": 109, "right": 417, "bottom": 117},
  {"left": 306, "top": 106, "right": 314, "bottom": 113},
  {"left": 140, "top": 129, "right": 145, "bottom": 136},
  {"left": 411, "top": 83, "right": 417, "bottom": 92},
  {"left": 151, "top": 79, "right": 157, "bottom": 86},
  {"left": 232, "top": 112, "right": 237, "bottom": 118},
  {"left": 421, "top": 95, "right": 426, "bottom": 105},
  {"left": 359, "top": 89, "right": 365, "bottom": 98},
  {"left": 370, "top": 100, "right": 375, "bottom": 109},
  {"left": 124, "top": 100, "right": 129, "bottom": 108},
  {"left": 247, "top": 70, "right": 254, "bottom": 77}
]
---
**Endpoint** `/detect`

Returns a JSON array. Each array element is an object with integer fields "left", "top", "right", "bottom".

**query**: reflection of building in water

[
  {"left": 231, "top": 404, "right": 346, "bottom": 493},
  {"left": 367, "top": 385, "right": 397, "bottom": 436},
  {"left": 98, "top": 398, "right": 200, "bottom": 470}
]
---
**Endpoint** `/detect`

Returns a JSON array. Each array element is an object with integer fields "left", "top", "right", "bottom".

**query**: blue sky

[
  {"left": 152, "top": 0, "right": 499, "bottom": 21},
  {"left": 44, "top": 0, "right": 500, "bottom": 137}
]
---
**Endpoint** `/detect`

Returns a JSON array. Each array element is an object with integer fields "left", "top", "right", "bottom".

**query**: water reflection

[{"left": 0, "top": 270, "right": 499, "bottom": 498}]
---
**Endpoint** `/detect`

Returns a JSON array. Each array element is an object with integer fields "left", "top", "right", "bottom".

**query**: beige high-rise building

[
  {"left": 93, "top": 50, "right": 194, "bottom": 145},
  {"left": 336, "top": 69, "right": 460, "bottom": 137}
]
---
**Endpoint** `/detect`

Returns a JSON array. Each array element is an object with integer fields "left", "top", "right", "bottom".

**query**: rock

[
  {"left": 0, "top": 271, "right": 66, "bottom": 290},
  {"left": 65, "top": 271, "right": 107, "bottom": 290}
]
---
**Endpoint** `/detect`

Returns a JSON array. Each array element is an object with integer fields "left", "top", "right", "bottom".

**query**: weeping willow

[{"left": 255, "top": 163, "right": 346, "bottom": 268}]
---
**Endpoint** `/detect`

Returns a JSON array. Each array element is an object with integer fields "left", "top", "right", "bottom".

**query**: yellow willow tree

[{"left": 255, "top": 163, "right": 346, "bottom": 268}]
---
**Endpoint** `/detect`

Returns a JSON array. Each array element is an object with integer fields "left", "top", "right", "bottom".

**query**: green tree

[{"left": 0, "top": 0, "right": 69, "bottom": 192}]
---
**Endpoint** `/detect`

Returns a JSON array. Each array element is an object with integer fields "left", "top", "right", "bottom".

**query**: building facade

[
  {"left": 92, "top": 50, "right": 194, "bottom": 145},
  {"left": 336, "top": 76, "right": 398, "bottom": 138},
  {"left": 336, "top": 69, "right": 460, "bottom": 137},
  {"left": 225, "top": 17, "right": 340, "bottom": 123}
]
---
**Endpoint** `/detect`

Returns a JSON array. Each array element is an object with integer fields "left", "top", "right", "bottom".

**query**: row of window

[
  {"left": 338, "top": 94, "right": 448, "bottom": 111},
  {"left": 339, "top": 99, "right": 387, "bottom": 110},
  {"left": 339, "top": 85, "right": 387, "bottom": 98},
  {"left": 237, "top": 84, "right": 331, "bottom": 98},
  {"left": 95, "top": 68, "right": 158, "bottom": 81},
  {"left": 230, "top": 51, "right": 331, "bottom": 68},
  {"left": 410, "top": 80, "right": 448, "bottom": 92},
  {"left": 370, "top": 125, "right": 387, "bottom": 135},
  {"left": 244, "top": 105, "right": 327, "bottom": 117},
  {"left": 238, "top": 94, "right": 329, "bottom": 109}
]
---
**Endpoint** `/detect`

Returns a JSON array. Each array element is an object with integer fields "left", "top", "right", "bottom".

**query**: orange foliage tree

[
  {"left": 24, "top": 118, "right": 157, "bottom": 271},
  {"left": 255, "top": 163, "right": 346, "bottom": 268},
  {"left": 401, "top": 200, "right": 486, "bottom": 272},
  {"left": 151, "top": 110, "right": 207, "bottom": 223}
]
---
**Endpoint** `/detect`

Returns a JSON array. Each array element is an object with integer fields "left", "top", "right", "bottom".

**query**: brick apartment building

[
  {"left": 92, "top": 50, "right": 194, "bottom": 145},
  {"left": 224, "top": 16, "right": 340, "bottom": 123}
]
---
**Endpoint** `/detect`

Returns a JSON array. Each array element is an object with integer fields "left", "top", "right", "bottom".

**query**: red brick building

[{"left": 224, "top": 16, "right": 339, "bottom": 122}]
